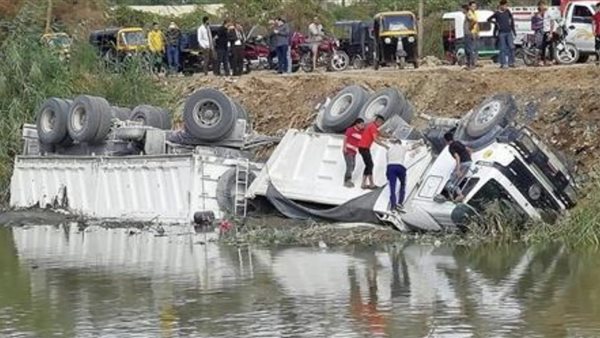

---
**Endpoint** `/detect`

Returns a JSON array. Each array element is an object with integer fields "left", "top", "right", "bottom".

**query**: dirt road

[{"left": 169, "top": 64, "right": 600, "bottom": 172}]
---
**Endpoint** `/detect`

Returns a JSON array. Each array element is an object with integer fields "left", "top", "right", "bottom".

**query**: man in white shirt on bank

[
  {"left": 386, "top": 138, "right": 420, "bottom": 211},
  {"left": 197, "top": 16, "right": 214, "bottom": 75}
]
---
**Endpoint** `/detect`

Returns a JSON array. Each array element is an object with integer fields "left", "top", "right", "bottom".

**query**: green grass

[{"left": 0, "top": 3, "right": 175, "bottom": 202}]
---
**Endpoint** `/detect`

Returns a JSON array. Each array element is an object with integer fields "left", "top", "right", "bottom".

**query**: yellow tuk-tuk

[
  {"left": 41, "top": 32, "right": 72, "bottom": 61},
  {"left": 89, "top": 27, "right": 148, "bottom": 64},
  {"left": 373, "top": 11, "right": 419, "bottom": 69}
]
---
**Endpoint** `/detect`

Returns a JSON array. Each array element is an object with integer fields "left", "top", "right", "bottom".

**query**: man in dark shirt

[
  {"left": 488, "top": 0, "right": 516, "bottom": 68},
  {"left": 213, "top": 20, "right": 231, "bottom": 76},
  {"left": 444, "top": 132, "right": 473, "bottom": 201}
]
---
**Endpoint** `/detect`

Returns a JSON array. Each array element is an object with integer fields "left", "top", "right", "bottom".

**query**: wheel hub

[
  {"left": 194, "top": 101, "right": 221, "bottom": 126},
  {"left": 476, "top": 101, "right": 501, "bottom": 125},
  {"left": 71, "top": 105, "right": 87, "bottom": 132},
  {"left": 329, "top": 93, "right": 353, "bottom": 117},
  {"left": 41, "top": 108, "right": 56, "bottom": 133},
  {"left": 364, "top": 97, "right": 388, "bottom": 120}
]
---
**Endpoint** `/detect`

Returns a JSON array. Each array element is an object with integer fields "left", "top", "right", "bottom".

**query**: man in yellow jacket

[
  {"left": 464, "top": 1, "right": 480, "bottom": 69},
  {"left": 148, "top": 22, "right": 165, "bottom": 72}
]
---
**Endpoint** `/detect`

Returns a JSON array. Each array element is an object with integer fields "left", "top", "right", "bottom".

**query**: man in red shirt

[
  {"left": 342, "top": 118, "right": 365, "bottom": 188},
  {"left": 593, "top": 3, "right": 600, "bottom": 65},
  {"left": 358, "top": 115, "right": 388, "bottom": 190}
]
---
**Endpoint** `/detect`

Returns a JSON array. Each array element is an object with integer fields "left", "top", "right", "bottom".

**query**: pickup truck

[{"left": 511, "top": 0, "right": 597, "bottom": 62}]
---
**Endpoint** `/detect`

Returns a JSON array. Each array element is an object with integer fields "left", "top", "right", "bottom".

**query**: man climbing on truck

[
  {"left": 342, "top": 118, "right": 365, "bottom": 188},
  {"left": 385, "top": 138, "right": 421, "bottom": 212},
  {"left": 358, "top": 115, "right": 388, "bottom": 190},
  {"left": 444, "top": 131, "right": 473, "bottom": 202},
  {"left": 593, "top": 2, "right": 600, "bottom": 65}
]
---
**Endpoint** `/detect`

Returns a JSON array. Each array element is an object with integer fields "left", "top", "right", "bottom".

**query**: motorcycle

[
  {"left": 298, "top": 36, "right": 350, "bottom": 73},
  {"left": 244, "top": 32, "right": 302, "bottom": 73},
  {"left": 517, "top": 24, "right": 579, "bottom": 66}
]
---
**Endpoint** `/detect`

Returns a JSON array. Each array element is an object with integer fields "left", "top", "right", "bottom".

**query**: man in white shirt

[
  {"left": 386, "top": 138, "right": 420, "bottom": 211},
  {"left": 197, "top": 16, "right": 214, "bottom": 75},
  {"left": 308, "top": 17, "right": 324, "bottom": 70}
]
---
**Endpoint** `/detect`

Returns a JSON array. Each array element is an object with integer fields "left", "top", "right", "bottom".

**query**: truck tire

[
  {"left": 322, "top": 85, "right": 369, "bottom": 133},
  {"left": 554, "top": 42, "right": 579, "bottom": 65},
  {"left": 232, "top": 100, "right": 248, "bottom": 122},
  {"left": 216, "top": 167, "right": 256, "bottom": 216},
  {"left": 36, "top": 98, "right": 72, "bottom": 145},
  {"left": 111, "top": 107, "right": 131, "bottom": 121},
  {"left": 183, "top": 88, "right": 237, "bottom": 142},
  {"left": 67, "top": 95, "right": 112, "bottom": 144},
  {"left": 130, "top": 105, "right": 171, "bottom": 130},
  {"left": 359, "top": 88, "right": 405, "bottom": 122},
  {"left": 465, "top": 94, "right": 517, "bottom": 139},
  {"left": 401, "top": 101, "right": 415, "bottom": 124}
]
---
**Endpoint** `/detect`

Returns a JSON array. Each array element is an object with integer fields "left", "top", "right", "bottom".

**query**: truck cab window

[
  {"left": 572, "top": 5, "right": 593, "bottom": 24},
  {"left": 467, "top": 179, "right": 527, "bottom": 222}
]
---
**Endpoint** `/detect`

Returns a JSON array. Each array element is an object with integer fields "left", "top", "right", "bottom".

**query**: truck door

[{"left": 565, "top": 3, "right": 595, "bottom": 52}]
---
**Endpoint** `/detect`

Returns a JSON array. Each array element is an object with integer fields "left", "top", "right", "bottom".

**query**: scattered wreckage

[{"left": 10, "top": 85, "right": 577, "bottom": 231}]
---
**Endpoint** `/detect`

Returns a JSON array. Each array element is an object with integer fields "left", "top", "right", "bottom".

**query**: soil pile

[{"left": 169, "top": 65, "right": 600, "bottom": 172}]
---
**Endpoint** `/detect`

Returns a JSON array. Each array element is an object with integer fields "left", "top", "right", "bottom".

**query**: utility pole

[
  {"left": 45, "top": 0, "right": 53, "bottom": 33},
  {"left": 417, "top": 0, "right": 424, "bottom": 58}
]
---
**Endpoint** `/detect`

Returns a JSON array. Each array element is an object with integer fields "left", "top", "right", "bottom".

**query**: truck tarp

[{"left": 265, "top": 182, "right": 382, "bottom": 224}]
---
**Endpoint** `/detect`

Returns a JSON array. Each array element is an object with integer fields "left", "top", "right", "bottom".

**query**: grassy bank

[{"left": 0, "top": 4, "right": 175, "bottom": 202}]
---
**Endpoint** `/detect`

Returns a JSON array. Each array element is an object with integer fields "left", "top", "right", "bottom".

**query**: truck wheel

[
  {"left": 130, "top": 105, "right": 172, "bottom": 130},
  {"left": 322, "top": 85, "right": 369, "bottom": 133},
  {"left": 359, "top": 88, "right": 406, "bottom": 122},
  {"left": 183, "top": 88, "right": 237, "bottom": 142},
  {"left": 216, "top": 167, "right": 256, "bottom": 216},
  {"left": 67, "top": 95, "right": 112, "bottom": 143},
  {"left": 465, "top": 94, "right": 517, "bottom": 139},
  {"left": 111, "top": 107, "right": 131, "bottom": 121},
  {"left": 36, "top": 98, "right": 72, "bottom": 145}
]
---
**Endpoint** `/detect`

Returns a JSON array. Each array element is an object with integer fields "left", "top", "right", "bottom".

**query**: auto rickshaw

[
  {"left": 373, "top": 11, "right": 419, "bottom": 69},
  {"left": 41, "top": 32, "right": 72, "bottom": 61},
  {"left": 442, "top": 10, "right": 499, "bottom": 65},
  {"left": 89, "top": 27, "right": 149, "bottom": 68},
  {"left": 334, "top": 20, "right": 375, "bottom": 69}
]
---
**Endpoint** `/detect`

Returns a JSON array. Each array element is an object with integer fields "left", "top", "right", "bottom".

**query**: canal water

[{"left": 1, "top": 225, "right": 599, "bottom": 338}]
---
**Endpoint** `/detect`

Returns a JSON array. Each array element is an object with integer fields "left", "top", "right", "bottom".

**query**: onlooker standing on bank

[
  {"left": 197, "top": 16, "right": 214, "bottom": 76},
  {"left": 165, "top": 22, "right": 182, "bottom": 74},
  {"left": 214, "top": 19, "right": 231, "bottom": 76},
  {"left": 230, "top": 22, "right": 245, "bottom": 76},
  {"left": 273, "top": 17, "right": 290, "bottom": 75},
  {"left": 464, "top": 2, "right": 480, "bottom": 69},
  {"left": 148, "top": 22, "right": 165, "bottom": 73},
  {"left": 488, "top": 0, "right": 516, "bottom": 68},
  {"left": 308, "top": 17, "right": 324, "bottom": 71}
]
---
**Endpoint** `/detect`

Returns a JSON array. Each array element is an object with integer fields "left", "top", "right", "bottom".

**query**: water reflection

[{"left": 1, "top": 225, "right": 600, "bottom": 337}]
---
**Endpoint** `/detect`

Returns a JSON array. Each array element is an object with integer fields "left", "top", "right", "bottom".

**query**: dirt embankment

[{"left": 169, "top": 65, "right": 600, "bottom": 172}]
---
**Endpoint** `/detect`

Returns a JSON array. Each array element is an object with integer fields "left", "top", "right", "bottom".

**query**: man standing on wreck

[{"left": 358, "top": 115, "right": 388, "bottom": 190}]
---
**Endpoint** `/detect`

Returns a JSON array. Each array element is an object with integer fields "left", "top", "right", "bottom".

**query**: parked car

[
  {"left": 335, "top": 20, "right": 375, "bottom": 69},
  {"left": 373, "top": 11, "right": 420, "bottom": 69},
  {"left": 442, "top": 10, "right": 499, "bottom": 65}
]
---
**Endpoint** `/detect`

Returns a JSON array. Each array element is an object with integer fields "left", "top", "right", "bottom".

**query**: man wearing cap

[{"left": 166, "top": 22, "right": 182, "bottom": 74}]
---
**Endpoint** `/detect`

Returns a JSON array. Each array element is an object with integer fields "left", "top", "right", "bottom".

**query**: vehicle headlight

[
  {"left": 528, "top": 184, "right": 542, "bottom": 200},
  {"left": 563, "top": 185, "right": 577, "bottom": 202},
  {"left": 408, "top": 36, "right": 415, "bottom": 43},
  {"left": 384, "top": 38, "right": 391, "bottom": 44},
  {"left": 518, "top": 134, "right": 536, "bottom": 153}
]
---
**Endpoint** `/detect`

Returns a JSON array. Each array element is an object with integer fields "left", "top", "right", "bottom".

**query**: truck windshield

[
  {"left": 382, "top": 15, "right": 415, "bottom": 31},
  {"left": 467, "top": 178, "right": 527, "bottom": 222},
  {"left": 121, "top": 31, "right": 146, "bottom": 46}
]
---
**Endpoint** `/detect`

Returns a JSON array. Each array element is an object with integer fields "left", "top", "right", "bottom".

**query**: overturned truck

[
  {"left": 10, "top": 89, "right": 275, "bottom": 224},
  {"left": 10, "top": 85, "right": 577, "bottom": 231},
  {"left": 247, "top": 86, "right": 577, "bottom": 231}
]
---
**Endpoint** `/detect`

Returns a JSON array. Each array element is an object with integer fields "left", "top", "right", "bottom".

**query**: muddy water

[{"left": 1, "top": 225, "right": 600, "bottom": 338}]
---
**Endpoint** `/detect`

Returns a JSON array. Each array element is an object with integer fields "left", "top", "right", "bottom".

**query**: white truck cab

[{"left": 247, "top": 93, "right": 577, "bottom": 232}]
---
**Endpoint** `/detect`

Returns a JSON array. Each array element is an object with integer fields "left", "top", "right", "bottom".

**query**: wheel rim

[
  {"left": 71, "top": 105, "right": 86, "bottom": 132},
  {"left": 364, "top": 96, "right": 388, "bottom": 120},
  {"left": 332, "top": 53, "right": 348, "bottom": 71},
  {"left": 193, "top": 100, "right": 222, "bottom": 127},
  {"left": 556, "top": 45, "right": 577, "bottom": 63},
  {"left": 41, "top": 108, "right": 56, "bottom": 133},
  {"left": 329, "top": 93, "right": 353, "bottom": 118},
  {"left": 475, "top": 101, "right": 501, "bottom": 125}
]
